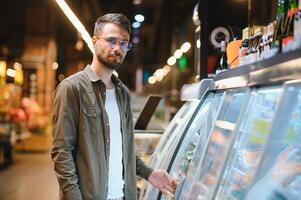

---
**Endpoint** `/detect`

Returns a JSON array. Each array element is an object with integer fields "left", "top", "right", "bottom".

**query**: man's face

[{"left": 92, "top": 23, "right": 130, "bottom": 70}]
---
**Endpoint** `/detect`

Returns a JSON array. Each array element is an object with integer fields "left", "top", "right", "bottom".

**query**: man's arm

[
  {"left": 136, "top": 156, "right": 177, "bottom": 195},
  {"left": 136, "top": 155, "right": 153, "bottom": 180},
  {"left": 51, "top": 80, "right": 82, "bottom": 200}
]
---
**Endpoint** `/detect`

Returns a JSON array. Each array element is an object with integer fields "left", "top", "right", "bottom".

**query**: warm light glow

[
  {"left": 52, "top": 62, "right": 59, "bottom": 70},
  {"left": 167, "top": 56, "right": 177, "bottom": 66},
  {"left": 156, "top": 75, "right": 163, "bottom": 81},
  {"left": 174, "top": 49, "right": 183, "bottom": 59},
  {"left": 154, "top": 69, "right": 164, "bottom": 78},
  {"left": 148, "top": 76, "right": 156, "bottom": 84},
  {"left": 58, "top": 74, "right": 66, "bottom": 82},
  {"left": 163, "top": 65, "right": 171, "bottom": 75},
  {"left": 54, "top": 0, "right": 94, "bottom": 53},
  {"left": 15, "top": 67, "right": 23, "bottom": 85},
  {"left": 0, "top": 61, "right": 7, "bottom": 77},
  {"left": 180, "top": 42, "right": 191, "bottom": 53},
  {"left": 196, "top": 39, "right": 201, "bottom": 48},
  {"left": 133, "top": 0, "right": 142, "bottom": 5},
  {"left": 135, "top": 14, "right": 145, "bottom": 22},
  {"left": 7, "top": 68, "right": 16, "bottom": 78},
  {"left": 13, "top": 62, "right": 22, "bottom": 70}
]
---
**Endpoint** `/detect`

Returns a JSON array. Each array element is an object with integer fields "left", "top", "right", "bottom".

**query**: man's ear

[{"left": 92, "top": 36, "right": 97, "bottom": 46}]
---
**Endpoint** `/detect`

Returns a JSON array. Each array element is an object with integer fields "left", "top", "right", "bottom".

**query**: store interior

[{"left": 1, "top": 0, "right": 301, "bottom": 199}]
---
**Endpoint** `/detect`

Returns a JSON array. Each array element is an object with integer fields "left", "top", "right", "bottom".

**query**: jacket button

[
  {"left": 106, "top": 123, "right": 109, "bottom": 127},
  {"left": 107, "top": 139, "right": 109, "bottom": 143}
]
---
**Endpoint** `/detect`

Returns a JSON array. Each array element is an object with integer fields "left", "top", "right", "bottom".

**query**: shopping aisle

[{"left": 0, "top": 152, "right": 59, "bottom": 200}]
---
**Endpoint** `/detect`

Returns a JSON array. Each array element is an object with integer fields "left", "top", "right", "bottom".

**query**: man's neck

[{"left": 90, "top": 57, "right": 114, "bottom": 89}]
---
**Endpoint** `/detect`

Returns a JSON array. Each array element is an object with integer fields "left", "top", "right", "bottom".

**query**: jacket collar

[{"left": 84, "top": 65, "right": 121, "bottom": 86}]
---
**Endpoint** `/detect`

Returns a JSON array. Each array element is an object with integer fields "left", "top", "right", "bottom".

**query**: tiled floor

[{"left": 0, "top": 152, "right": 59, "bottom": 200}]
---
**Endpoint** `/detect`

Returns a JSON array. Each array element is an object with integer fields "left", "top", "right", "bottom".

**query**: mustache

[{"left": 109, "top": 52, "right": 122, "bottom": 58}]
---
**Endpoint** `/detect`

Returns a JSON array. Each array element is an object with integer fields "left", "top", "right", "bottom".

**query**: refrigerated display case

[
  {"left": 144, "top": 91, "right": 224, "bottom": 200},
  {"left": 140, "top": 80, "right": 213, "bottom": 200},
  {"left": 143, "top": 47, "right": 301, "bottom": 200},
  {"left": 139, "top": 99, "right": 200, "bottom": 199},
  {"left": 148, "top": 99, "right": 201, "bottom": 168},
  {"left": 213, "top": 87, "right": 283, "bottom": 200},
  {"left": 158, "top": 91, "right": 224, "bottom": 200},
  {"left": 171, "top": 49, "right": 301, "bottom": 200},
  {"left": 182, "top": 89, "right": 250, "bottom": 200},
  {"left": 245, "top": 81, "right": 301, "bottom": 200}
]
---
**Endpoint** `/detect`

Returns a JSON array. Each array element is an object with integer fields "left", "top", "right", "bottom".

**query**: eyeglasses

[{"left": 98, "top": 37, "right": 132, "bottom": 52}]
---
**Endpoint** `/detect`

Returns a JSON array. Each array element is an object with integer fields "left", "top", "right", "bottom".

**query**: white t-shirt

[{"left": 105, "top": 87, "right": 124, "bottom": 199}]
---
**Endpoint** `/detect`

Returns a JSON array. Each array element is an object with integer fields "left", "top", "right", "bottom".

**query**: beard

[{"left": 97, "top": 53, "right": 123, "bottom": 70}]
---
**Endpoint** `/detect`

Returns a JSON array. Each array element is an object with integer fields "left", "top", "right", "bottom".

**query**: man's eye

[
  {"left": 108, "top": 38, "right": 117, "bottom": 44},
  {"left": 121, "top": 41, "right": 128, "bottom": 47}
]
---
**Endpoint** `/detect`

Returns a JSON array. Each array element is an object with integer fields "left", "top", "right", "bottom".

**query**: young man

[{"left": 51, "top": 13, "right": 177, "bottom": 200}]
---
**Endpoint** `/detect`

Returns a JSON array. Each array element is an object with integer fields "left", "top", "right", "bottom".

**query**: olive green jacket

[{"left": 51, "top": 65, "right": 153, "bottom": 200}]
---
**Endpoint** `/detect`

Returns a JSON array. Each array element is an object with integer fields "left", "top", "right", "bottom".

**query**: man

[{"left": 51, "top": 13, "right": 177, "bottom": 200}]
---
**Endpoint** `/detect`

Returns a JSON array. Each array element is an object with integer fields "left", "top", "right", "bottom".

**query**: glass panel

[
  {"left": 161, "top": 92, "right": 224, "bottom": 200},
  {"left": 187, "top": 89, "right": 249, "bottom": 200},
  {"left": 143, "top": 101, "right": 199, "bottom": 200},
  {"left": 148, "top": 99, "right": 201, "bottom": 168},
  {"left": 146, "top": 93, "right": 215, "bottom": 200},
  {"left": 215, "top": 87, "right": 283, "bottom": 200},
  {"left": 245, "top": 83, "right": 301, "bottom": 200}
]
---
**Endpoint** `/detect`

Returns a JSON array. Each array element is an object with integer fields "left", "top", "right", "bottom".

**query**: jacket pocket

[{"left": 82, "top": 107, "right": 98, "bottom": 118}]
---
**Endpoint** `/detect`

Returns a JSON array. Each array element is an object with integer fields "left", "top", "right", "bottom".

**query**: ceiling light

[
  {"left": 7, "top": 68, "right": 16, "bottom": 78},
  {"left": 154, "top": 69, "right": 164, "bottom": 78},
  {"left": 52, "top": 62, "right": 59, "bottom": 70},
  {"left": 163, "top": 65, "right": 171, "bottom": 75},
  {"left": 148, "top": 76, "right": 156, "bottom": 84},
  {"left": 135, "top": 14, "right": 145, "bottom": 22},
  {"left": 167, "top": 56, "right": 177, "bottom": 66},
  {"left": 132, "top": 21, "right": 141, "bottom": 29},
  {"left": 196, "top": 39, "right": 201, "bottom": 48},
  {"left": 180, "top": 42, "right": 191, "bottom": 53},
  {"left": 174, "top": 49, "right": 183, "bottom": 59},
  {"left": 13, "top": 62, "right": 22, "bottom": 70},
  {"left": 54, "top": 0, "right": 94, "bottom": 53}
]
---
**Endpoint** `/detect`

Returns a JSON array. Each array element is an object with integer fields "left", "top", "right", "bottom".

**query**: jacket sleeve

[
  {"left": 136, "top": 155, "right": 154, "bottom": 180},
  {"left": 51, "top": 80, "right": 82, "bottom": 200}
]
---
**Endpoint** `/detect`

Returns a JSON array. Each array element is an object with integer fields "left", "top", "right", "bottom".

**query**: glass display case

[
  {"left": 213, "top": 86, "right": 283, "bottom": 200},
  {"left": 139, "top": 99, "right": 200, "bottom": 199},
  {"left": 184, "top": 89, "right": 250, "bottom": 200},
  {"left": 159, "top": 91, "right": 224, "bottom": 200},
  {"left": 143, "top": 99, "right": 202, "bottom": 200},
  {"left": 144, "top": 91, "right": 224, "bottom": 200},
  {"left": 245, "top": 81, "right": 301, "bottom": 200},
  {"left": 148, "top": 99, "right": 201, "bottom": 168}
]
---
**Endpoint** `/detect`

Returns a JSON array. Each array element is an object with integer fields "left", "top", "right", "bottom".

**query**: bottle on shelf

[
  {"left": 294, "top": 0, "right": 301, "bottom": 44},
  {"left": 220, "top": 40, "right": 228, "bottom": 70},
  {"left": 267, "top": 22, "right": 277, "bottom": 58},
  {"left": 215, "top": 40, "right": 228, "bottom": 75},
  {"left": 273, "top": 0, "right": 289, "bottom": 53},
  {"left": 239, "top": 27, "right": 252, "bottom": 66},
  {"left": 283, "top": 0, "right": 299, "bottom": 52},
  {"left": 259, "top": 26, "right": 268, "bottom": 60}
]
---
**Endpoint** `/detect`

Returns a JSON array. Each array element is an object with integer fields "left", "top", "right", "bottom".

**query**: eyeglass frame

[{"left": 96, "top": 36, "right": 133, "bottom": 52}]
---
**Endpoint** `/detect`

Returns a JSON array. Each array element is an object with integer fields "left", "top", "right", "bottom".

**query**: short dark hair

[{"left": 94, "top": 13, "right": 131, "bottom": 36}]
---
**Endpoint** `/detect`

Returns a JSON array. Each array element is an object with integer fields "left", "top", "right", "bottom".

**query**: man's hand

[{"left": 148, "top": 169, "right": 178, "bottom": 196}]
